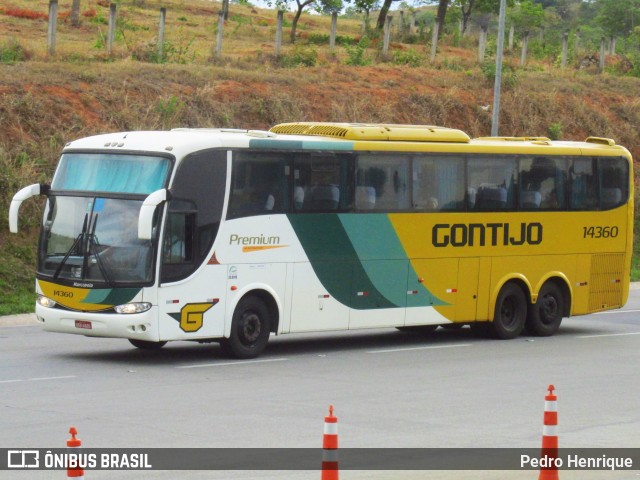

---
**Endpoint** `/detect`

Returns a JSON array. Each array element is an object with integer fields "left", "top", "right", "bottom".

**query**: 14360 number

[{"left": 583, "top": 226, "right": 619, "bottom": 238}]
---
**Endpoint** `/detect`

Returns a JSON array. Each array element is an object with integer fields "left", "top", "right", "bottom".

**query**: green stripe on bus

[{"left": 287, "top": 214, "right": 396, "bottom": 309}]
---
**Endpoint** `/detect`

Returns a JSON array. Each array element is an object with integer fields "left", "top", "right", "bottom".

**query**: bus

[{"left": 9, "top": 123, "right": 633, "bottom": 358}]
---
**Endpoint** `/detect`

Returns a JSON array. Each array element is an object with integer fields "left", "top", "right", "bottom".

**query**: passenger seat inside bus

[
  {"left": 355, "top": 186, "right": 376, "bottom": 210},
  {"left": 475, "top": 184, "right": 507, "bottom": 209},
  {"left": 309, "top": 184, "right": 340, "bottom": 210},
  {"left": 520, "top": 190, "right": 542, "bottom": 208}
]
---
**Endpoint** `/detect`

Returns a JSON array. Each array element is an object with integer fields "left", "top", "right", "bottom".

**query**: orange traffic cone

[
  {"left": 67, "top": 427, "right": 84, "bottom": 479},
  {"left": 538, "top": 385, "right": 559, "bottom": 480},
  {"left": 321, "top": 405, "right": 338, "bottom": 480}
]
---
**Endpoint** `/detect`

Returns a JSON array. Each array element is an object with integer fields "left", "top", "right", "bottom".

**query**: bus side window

[
  {"left": 295, "top": 153, "right": 352, "bottom": 212},
  {"left": 599, "top": 157, "right": 628, "bottom": 210},
  {"left": 162, "top": 210, "right": 195, "bottom": 264},
  {"left": 412, "top": 155, "right": 464, "bottom": 211},
  {"left": 228, "top": 152, "right": 290, "bottom": 218},
  {"left": 570, "top": 158, "right": 598, "bottom": 210},
  {"left": 467, "top": 157, "right": 516, "bottom": 210}
]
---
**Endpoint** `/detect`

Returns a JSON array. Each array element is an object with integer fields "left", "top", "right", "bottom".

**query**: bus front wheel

[
  {"left": 491, "top": 283, "right": 526, "bottom": 339},
  {"left": 526, "top": 282, "right": 564, "bottom": 336},
  {"left": 221, "top": 296, "right": 271, "bottom": 359}
]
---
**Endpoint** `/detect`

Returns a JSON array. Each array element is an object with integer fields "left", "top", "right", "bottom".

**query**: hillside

[{"left": 1, "top": 0, "right": 640, "bottom": 314}]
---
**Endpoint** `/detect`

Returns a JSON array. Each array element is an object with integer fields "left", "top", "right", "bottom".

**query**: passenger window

[
  {"left": 294, "top": 153, "right": 352, "bottom": 212},
  {"left": 519, "top": 157, "right": 567, "bottom": 210},
  {"left": 228, "top": 152, "right": 290, "bottom": 218},
  {"left": 412, "top": 156, "right": 464, "bottom": 211},
  {"left": 570, "top": 159, "right": 598, "bottom": 210},
  {"left": 356, "top": 154, "right": 411, "bottom": 211},
  {"left": 599, "top": 157, "right": 628, "bottom": 210},
  {"left": 467, "top": 157, "right": 517, "bottom": 210}
]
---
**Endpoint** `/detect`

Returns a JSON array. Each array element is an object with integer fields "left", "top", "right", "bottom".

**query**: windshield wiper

[
  {"left": 53, "top": 213, "right": 88, "bottom": 280},
  {"left": 85, "top": 213, "right": 114, "bottom": 287}
]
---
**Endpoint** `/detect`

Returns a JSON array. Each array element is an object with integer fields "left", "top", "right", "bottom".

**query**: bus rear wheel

[
  {"left": 526, "top": 282, "right": 564, "bottom": 336},
  {"left": 129, "top": 339, "right": 167, "bottom": 349},
  {"left": 221, "top": 296, "right": 271, "bottom": 359},
  {"left": 491, "top": 283, "right": 526, "bottom": 339}
]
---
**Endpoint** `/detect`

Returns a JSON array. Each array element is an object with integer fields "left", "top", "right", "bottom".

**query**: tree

[
  {"left": 375, "top": 0, "right": 402, "bottom": 32},
  {"left": 436, "top": 0, "right": 450, "bottom": 37},
  {"left": 272, "top": 0, "right": 346, "bottom": 43},
  {"left": 595, "top": 0, "right": 640, "bottom": 38}
]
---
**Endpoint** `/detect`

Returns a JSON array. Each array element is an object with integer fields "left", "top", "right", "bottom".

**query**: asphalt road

[{"left": 1, "top": 290, "right": 640, "bottom": 479}]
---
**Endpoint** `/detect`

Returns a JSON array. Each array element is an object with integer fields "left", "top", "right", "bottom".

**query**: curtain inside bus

[{"left": 52, "top": 154, "right": 171, "bottom": 194}]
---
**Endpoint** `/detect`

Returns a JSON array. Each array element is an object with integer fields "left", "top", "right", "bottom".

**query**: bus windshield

[{"left": 39, "top": 196, "right": 155, "bottom": 285}]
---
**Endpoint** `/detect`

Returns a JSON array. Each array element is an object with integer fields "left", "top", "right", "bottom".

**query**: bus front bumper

[{"left": 36, "top": 304, "right": 160, "bottom": 342}]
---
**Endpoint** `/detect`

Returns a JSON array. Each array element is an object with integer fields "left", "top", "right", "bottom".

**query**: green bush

[
  {"left": 0, "top": 39, "right": 28, "bottom": 63},
  {"left": 345, "top": 36, "right": 371, "bottom": 66},
  {"left": 279, "top": 45, "right": 318, "bottom": 67}
]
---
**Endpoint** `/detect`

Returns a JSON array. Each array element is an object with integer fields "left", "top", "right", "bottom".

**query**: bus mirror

[
  {"left": 9, "top": 183, "right": 47, "bottom": 234},
  {"left": 138, "top": 189, "right": 169, "bottom": 240}
]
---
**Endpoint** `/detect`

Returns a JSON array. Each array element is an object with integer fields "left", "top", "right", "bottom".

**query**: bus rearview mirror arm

[
  {"left": 9, "top": 183, "right": 50, "bottom": 234},
  {"left": 138, "top": 188, "right": 171, "bottom": 240}
]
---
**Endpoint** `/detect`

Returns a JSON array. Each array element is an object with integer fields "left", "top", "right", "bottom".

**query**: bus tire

[
  {"left": 221, "top": 296, "right": 271, "bottom": 359},
  {"left": 526, "top": 282, "right": 564, "bottom": 336},
  {"left": 491, "top": 283, "right": 526, "bottom": 339},
  {"left": 129, "top": 339, "right": 167, "bottom": 349}
]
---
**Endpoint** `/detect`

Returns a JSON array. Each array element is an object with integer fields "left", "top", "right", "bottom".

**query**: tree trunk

[
  {"left": 436, "top": 0, "right": 449, "bottom": 38},
  {"left": 376, "top": 0, "right": 393, "bottom": 31}
]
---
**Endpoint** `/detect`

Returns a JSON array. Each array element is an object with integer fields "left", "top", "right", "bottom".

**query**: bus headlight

[
  {"left": 37, "top": 295, "right": 56, "bottom": 308},
  {"left": 114, "top": 302, "right": 152, "bottom": 314}
]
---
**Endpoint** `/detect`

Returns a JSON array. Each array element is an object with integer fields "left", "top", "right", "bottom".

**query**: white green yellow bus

[{"left": 9, "top": 123, "right": 633, "bottom": 358}]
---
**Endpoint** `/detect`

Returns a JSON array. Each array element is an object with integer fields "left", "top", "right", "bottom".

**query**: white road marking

[
  {"left": 0, "top": 375, "right": 76, "bottom": 384},
  {"left": 578, "top": 332, "right": 640, "bottom": 339},
  {"left": 176, "top": 358, "right": 288, "bottom": 369},
  {"left": 367, "top": 344, "right": 473, "bottom": 354},
  {"left": 593, "top": 309, "right": 640, "bottom": 315}
]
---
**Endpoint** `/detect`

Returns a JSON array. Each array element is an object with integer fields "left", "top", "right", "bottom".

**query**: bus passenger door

[
  {"left": 455, "top": 257, "right": 479, "bottom": 322},
  {"left": 348, "top": 260, "right": 408, "bottom": 329}
]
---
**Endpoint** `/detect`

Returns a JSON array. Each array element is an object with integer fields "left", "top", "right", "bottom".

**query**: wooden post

[
  {"left": 508, "top": 23, "right": 514, "bottom": 50},
  {"left": 107, "top": 3, "right": 117, "bottom": 55},
  {"left": 520, "top": 31, "right": 529, "bottom": 66},
  {"left": 47, "top": 0, "right": 58, "bottom": 57},
  {"left": 158, "top": 7, "right": 166, "bottom": 61},
  {"left": 430, "top": 21, "right": 439, "bottom": 62},
  {"left": 599, "top": 36, "right": 606, "bottom": 73},
  {"left": 399, "top": 10, "right": 405, "bottom": 37},
  {"left": 382, "top": 15, "right": 393, "bottom": 57},
  {"left": 70, "top": 0, "right": 81, "bottom": 27},
  {"left": 329, "top": 11, "right": 337, "bottom": 51},
  {"left": 560, "top": 31, "right": 568, "bottom": 69},
  {"left": 410, "top": 11, "right": 416, "bottom": 35},
  {"left": 215, "top": 10, "right": 224, "bottom": 59},
  {"left": 609, "top": 36, "right": 616, "bottom": 55},
  {"left": 275, "top": 10, "right": 283, "bottom": 57},
  {"left": 478, "top": 25, "right": 487, "bottom": 62}
]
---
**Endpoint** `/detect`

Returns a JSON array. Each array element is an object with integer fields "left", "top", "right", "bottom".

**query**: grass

[{"left": 1, "top": 0, "right": 640, "bottom": 314}]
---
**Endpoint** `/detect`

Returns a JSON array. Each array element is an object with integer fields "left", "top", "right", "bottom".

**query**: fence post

[
  {"left": 107, "top": 3, "right": 117, "bottom": 55},
  {"left": 47, "top": 0, "right": 58, "bottom": 57},
  {"left": 520, "top": 30, "right": 529, "bottom": 66},
  {"left": 158, "top": 7, "right": 166, "bottom": 61},
  {"left": 560, "top": 32, "right": 568, "bottom": 69},
  {"left": 215, "top": 10, "right": 224, "bottom": 59},
  {"left": 275, "top": 10, "right": 283, "bottom": 57},
  {"left": 478, "top": 25, "right": 487, "bottom": 62},
  {"left": 382, "top": 15, "right": 392, "bottom": 58},
  {"left": 430, "top": 22, "right": 439, "bottom": 62},
  {"left": 508, "top": 23, "right": 514, "bottom": 50},
  {"left": 329, "top": 11, "right": 337, "bottom": 52},
  {"left": 599, "top": 36, "right": 605, "bottom": 73}
]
